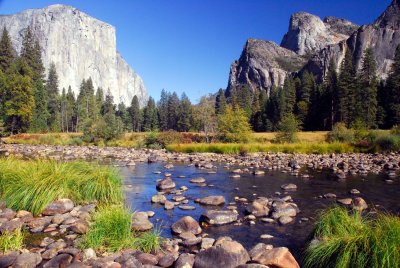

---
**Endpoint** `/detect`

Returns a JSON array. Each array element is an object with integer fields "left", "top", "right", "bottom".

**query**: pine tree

[
  {"left": 95, "top": 87, "right": 104, "bottom": 120},
  {"left": 66, "top": 86, "right": 76, "bottom": 132},
  {"left": 215, "top": 88, "right": 227, "bottom": 115},
  {"left": 103, "top": 89, "right": 115, "bottom": 115},
  {"left": 60, "top": 88, "right": 67, "bottom": 132},
  {"left": 4, "top": 59, "right": 34, "bottom": 133},
  {"left": 177, "top": 93, "right": 192, "bottom": 132},
  {"left": 324, "top": 58, "right": 339, "bottom": 129},
  {"left": 20, "top": 27, "right": 44, "bottom": 81},
  {"left": 30, "top": 80, "right": 49, "bottom": 132},
  {"left": 116, "top": 102, "right": 130, "bottom": 130},
  {"left": 46, "top": 62, "right": 60, "bottom": 131},
  {"left": 158, "top": 90, "right": 169, "bottom": 131},
  {"left": 357, "top": 48, "right": 378, "bottom": 128},
  {"left": 143, "top": 97, "right": 158, "bottom": 131},
  {"left": 0, "top": 27, "right": 15, "bottom": 73},
  {"left": 386, "top": 45, "right": 400, "bottom": 126},
  {"left": 167, "top": 92, "right": 180, "bottom": 130},
  {"left": 338, "top": 50, "right": 357, "bottom": 127},
  {"left": 251, "top": 91, "right": 263, "bottom": 131},
  {"left": 129, "top": 95, "right": 141, "bottom": 132}
]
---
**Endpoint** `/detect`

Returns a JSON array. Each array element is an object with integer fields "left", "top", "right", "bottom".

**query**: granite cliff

[{"left": 0, "top": 4, "right": 148, "bottom": 106}]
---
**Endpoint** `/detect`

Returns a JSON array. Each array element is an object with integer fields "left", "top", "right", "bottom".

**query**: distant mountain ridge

[
  {"left": 228, "top": 0, "right": 400, "bottom": 94},
  {"left": 0, "top": 4, "right": 148, "bottom": 106}
]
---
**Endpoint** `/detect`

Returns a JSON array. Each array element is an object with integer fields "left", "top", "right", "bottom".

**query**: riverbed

[{"left": 122, "top": 162, "right": 400, "bottom": 258}]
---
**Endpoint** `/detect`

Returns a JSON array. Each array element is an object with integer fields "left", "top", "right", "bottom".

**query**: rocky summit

[
  {"left": 0, "top": 4, "right": 148, "bottom": 106},
  {"left": 228, "top": 0, "right": 400, "bottom": 94}
]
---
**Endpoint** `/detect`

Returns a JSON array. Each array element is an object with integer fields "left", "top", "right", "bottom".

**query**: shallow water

[{"left": 122, "top": 162, "right": 400, "bottom": 258}]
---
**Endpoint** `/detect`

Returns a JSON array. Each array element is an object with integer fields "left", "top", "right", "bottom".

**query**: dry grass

[{"left": 253, "top": 131, "right": 329, "bottom": 143}]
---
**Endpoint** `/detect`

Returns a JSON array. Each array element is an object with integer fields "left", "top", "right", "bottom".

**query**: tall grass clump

[
  {"left": 303, "top": 206, "right": 400, "bottom": 268},
  {"left": 327, "top": 123, "right": 355, "bottom": 143},
  {"left": 80, "top": 206, "right": 134, "bottom": 252},
  {"left": 81, "top": 206, "right": 162, "bottom": 253},
  {"left": 0, "top": 229, "right": 24, "bottom": 253},
  {"left": 0, "top": 158, "right": 122, "bottom": 214}
]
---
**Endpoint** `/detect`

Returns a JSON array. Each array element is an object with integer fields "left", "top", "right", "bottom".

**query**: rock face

[
  {"left": 0, "top": 4, "right": 148, "bottom": 106},
  {"left": 305, "top": 0, "right": 400, "bottom": 81},
  {"left": 227, "top": 39, "right": 306, "bottom": 96},
  {"left": 281, "top": 12, "right": 358, "bottom": 55}
]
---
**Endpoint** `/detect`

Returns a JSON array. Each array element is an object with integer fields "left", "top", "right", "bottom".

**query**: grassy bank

[
  {"left": 303, "top": 207, "right": 400, "bottom": 268},
  {"left": 0, "top": 158, "right": 123, "bottom": 214},
  {"left": 166, "top": 142, "right": 356, "bottom": 154}
]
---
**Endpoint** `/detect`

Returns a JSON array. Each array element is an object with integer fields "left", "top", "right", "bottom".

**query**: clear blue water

[{"left": 122, "top": 162, "right": 400, "bottom": 258}]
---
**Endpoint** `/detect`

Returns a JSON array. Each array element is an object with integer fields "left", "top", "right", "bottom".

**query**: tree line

[{"left": 1, "top": 24, "right": 400, "bottom": 136}]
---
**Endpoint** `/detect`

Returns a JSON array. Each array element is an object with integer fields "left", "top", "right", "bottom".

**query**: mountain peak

[{"left": 374, "top": 0, "right": 400, "bottom": 28}]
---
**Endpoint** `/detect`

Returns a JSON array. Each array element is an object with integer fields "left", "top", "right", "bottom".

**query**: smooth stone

[
  {"left": 280, "top": 184, "right": 297, "bottom": 191},
  {"left": 0, "top": 251, "right": 19, "bottom": 267},
  {"left": 164, "top": 201, "right": 175, "bottom": 210},
  {"left": 279, "top": 216, "right": 293, "bottom": 225},
  {"left": 350, "top": 189, "right": 361, "bottom": 194},
  {"left": 249, "top": 243, "right": 273, "bottom": 260},
  {"left": 13, "top": 253, "right": 42, "bottom": 268},
  {"left": 197, "top": 196, "right": 225, "bottom": 206},
  {"left": 69, "top": 219, "right": 89, "bottom": 234},
  {"left": 43, "top": 253, "right": 73, "bottom": 268},
  {"left": 353, "top": 197, "right": 368, "bottom": 211},
  {"left": 156, "top": 178, "right": 176, "bottom": 190},
  {"left": 151, "top": 195, "right": 166, "bottom": 204},
  {"left": 201, "top": 238, "right": 215, "bottom": 250},
  {"left": 136, "top": 253, "right": 158, "bottom": 265},
  {"left": 178, "top": 205, "right": 196, "bottom": 210},
  {"left": 174, "top": 253, "right": 195, "bottom": 268},
  {"left": 193, "top": 240, "right": 250, "bottom": 268},
  {"left": 42, "top": 199, "right": 74, "bottom": 216},
  {"left": 260, "top": 234, "right": 274, "bottom": 239},
  {"left": 337, "top": 198, "right": 352, "bottom": 205},
  {"left": 251, "top": 247, "right": 299, "bottom": 268},
  {"left": 323, "top": 193, "right": 337, "bottom": 199},
  {"left": 171, "top": 216, "right": 202, "bottom": 235},
  {"left": 246, "top": 197, "right": 270, "bottom": 217},
  {"left": 190, "top": 177, "right": 206, "bottom": 183},
  {"left": 200, "top": 210, "right": 238, "bottom": 226},
  {"left": 132, "top": 212, "right": 153, "bottom": 231}
]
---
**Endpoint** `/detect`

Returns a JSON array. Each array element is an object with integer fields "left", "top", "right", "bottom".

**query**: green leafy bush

[
  {"left": 275, "top": 113, "right": 300, "bottom": 143},
  {"left": 83, "top": 114, "right": 123, "bottom": 144},
  {"left": 157, "top": 130, "right": 183, "bottom": 146},
  {"left": 327, "top": 123, "right": 355, "bottom": 143}
]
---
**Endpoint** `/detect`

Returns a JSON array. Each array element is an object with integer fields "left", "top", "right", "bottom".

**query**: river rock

[
  {"left": 337, "top": 198, "right": 352, "bottom": 205},
  {"left": 251, "top": 247, "right": 299, "bottom": 268},
  {"left": 236, "top": 265, "right": 270, "bottom": 268},
  {"left": 178, "top": 205, "right": 196, "bottom": 210},
  {"left": 271, "top": 203, "right": 297, "bottom": 219},
  {"left": 0, "top": 251, "right": 19, "bottom": 267},
  {"left": 0, "top": 218, "right": 23, "bottom": 233},
  {"left": 69, "top": 219, "right": 89, "bottom": 234},
  {"left": 197, "top": 196, "right": 225, "bottom": 206},
  {"left": 27, "top": 216, "right": 53, "bottom": 232},
  {"left": 43, "top": 253, "right": 73, "bottom": 268},
  {"left": 42, "top": 199, "right": 74, "bottom": 215},
  {"left": 201, "top": 238, "right": 215, "bottom": 250},
  {"left": 350, "top": 189, "right": 360, "bottom": 194},
  {"left": 246, "top": 197, "right": 270, "bottom": 217},
  {"left": 158, "top": 254, "right": 175, "bottom": 267},
  {"left": 249, "top": 243, "right": 274, "bottom": 260},
  {"left": 156, "top": 178, "right": 176, "bottom": 191},
  {"left": 190, "top": 177, "right": 206, "bottom": 183},
  {"left": 82, "top": 248, "right": 96, "bottom": 262},
  {"left": 278, "top": 216, "right": 293, "bottom": 225},
  {"left": 353, "top": 197, "right": 368, "bottom": 211},
  {"left": 151, "top": 194, "right": 166, "bottom": 204},
  {"left": 136, "top": 253, "right": 158, "bottom": 265},
  {"left": 174, "top": 253, "right": 195, "bottom": 268},
  {"left": 193, "top": 240, "right": 250, "bottom": 268},
  {"left": 13, "top": 253, "right": 42, "bottom": 268},
  {"left": 171, "top": 216, "right": 202, "bottom": 235},
  {"left": 164, "top": 201, "right": 175, "bottom": 210},
  {"left": 132, "top": 212, "right": 153, "bottom": 231},
  {"left": 0, "top": 208, "right": 16, "bottom": 220},
  {"left": 280, "top": 184, "right": 297, "bottom": 191},
  {"left": 200, "top": 210, "right": 238, "bottom": 225}
]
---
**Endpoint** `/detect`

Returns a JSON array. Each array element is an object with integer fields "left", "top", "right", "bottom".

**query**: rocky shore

[{"left": 2, "top": 144, "right": 400, "bottom": 179}]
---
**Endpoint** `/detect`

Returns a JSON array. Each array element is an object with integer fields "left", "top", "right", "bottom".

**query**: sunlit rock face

[
  {"left": 281, "top": 12, "right": 358, "bottom": 56},
  {"left": 0, "top": 4, "right": 148, "bottom": 106},
  {"left": 304, "top": 0, "right": 400, "bottom": 81}
]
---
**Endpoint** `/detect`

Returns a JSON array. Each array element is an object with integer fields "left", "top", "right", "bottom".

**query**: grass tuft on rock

[
  {"left": 0, "top": 228, "right": 24, "bottom": 253},
  {"left": 303, "top": 206, "right": 400, "bottom": 268},
  {"left": 80, "top": 206, "right": 161, "bottom": 253},
  {"left": 0, "top": 158, "right": 123, "bottom": 214}
]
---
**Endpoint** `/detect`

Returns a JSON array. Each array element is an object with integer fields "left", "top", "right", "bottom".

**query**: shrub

[
  {"left": 275, "top": 113, "right": 300, "bottom": 143},
  {"left": 303, "top": 206, "right": 400, "bottom": 268},
  {"left": 351, "top": 119, "right": 369, "bottom": 141},
  {"left": 373, "top": 135, "right": 400, "bottom": 152},
  {"left": 217, "top": 106, "right": 252, "bottom": 143},
  {"left": 391, "top": 124, "right": 400, "bottom": 135},
  {"left": 144, "top": 132, "right": 163, "bottom": 149},
  {"left": 0, "top": 229, "right": 24, "bottom": 253},
  {"left": 327, "top": 123, "right": 355, "bottom": 143},
  {"left": 157, "top": 130, "right": 183, "bottom": 146}
]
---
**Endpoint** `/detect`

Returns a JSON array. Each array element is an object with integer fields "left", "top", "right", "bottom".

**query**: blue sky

[{"left": 0, "top": 0, "right": 392, "bottom": 102}]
